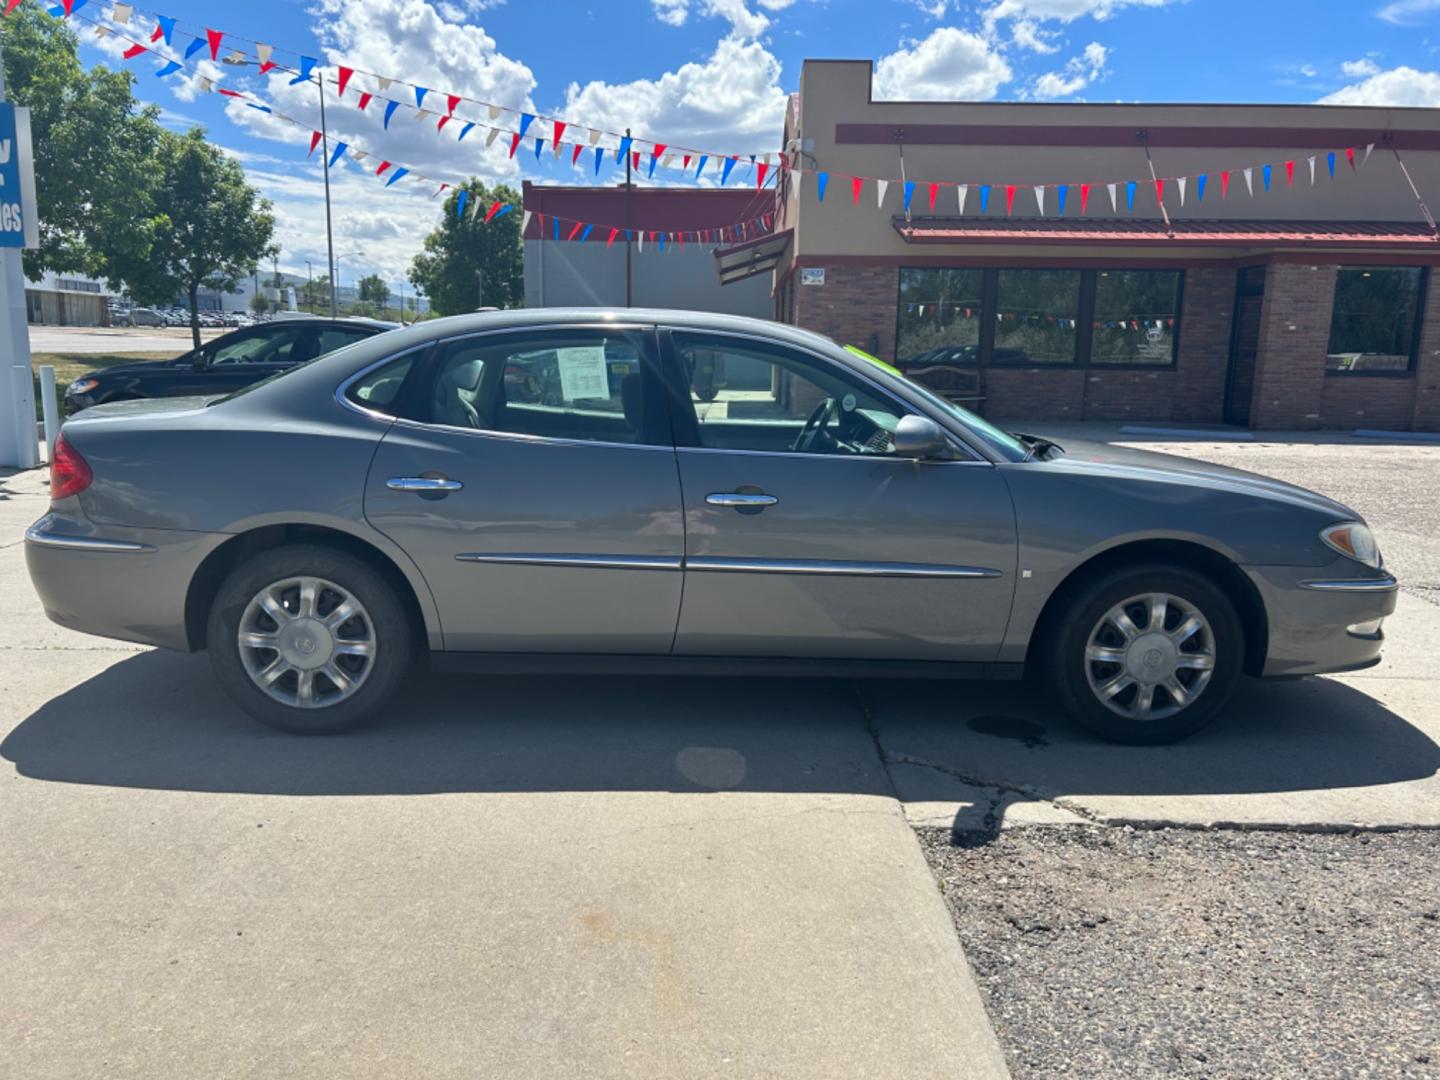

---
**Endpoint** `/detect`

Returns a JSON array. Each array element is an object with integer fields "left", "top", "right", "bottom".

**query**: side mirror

[
  {"left": 893, "top": 415, "right": 952, "bottom": 459},
  {"left": 191, "top": 350, "right": 209, "bottom": 370}
]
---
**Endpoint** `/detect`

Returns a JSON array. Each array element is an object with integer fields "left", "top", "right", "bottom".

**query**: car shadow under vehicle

[{"left": 3, "top": 651, "right": 1437, "bottom": 811}]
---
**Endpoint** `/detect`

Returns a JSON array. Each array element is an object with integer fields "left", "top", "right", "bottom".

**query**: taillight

[{"left": 50, "top": 434, "right": 93, "bottom": 501}]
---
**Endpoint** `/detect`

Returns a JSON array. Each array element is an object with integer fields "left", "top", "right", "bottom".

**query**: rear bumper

[
  {"left": 1245, "top": 562, "right": 1399, "bottom": 677},
  {"left": 25, "top": 512, "right": 226, "bottom": 651}
]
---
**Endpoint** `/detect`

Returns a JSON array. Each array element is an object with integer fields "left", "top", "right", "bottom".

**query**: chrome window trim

[
  {"left": 25, "top": 526, "right": 155, "bottom": 553},
  {"left": 390, "top": 416, "right": 676, "bottom": 454},
  {"left": 676, "top": 446, "right": 992, "bottom": 466},
  {"left": 456, "top": 553, "right": 682, "bottom": 570},
  {"left": 1299, "top": 575, "right": 1399, "bottom": 593},
  {"left": 334, "top": 343, "right": 435, "bottom": 424},
  {"left": 687, "top": 557, "right": 1002, "bottom": 578}
]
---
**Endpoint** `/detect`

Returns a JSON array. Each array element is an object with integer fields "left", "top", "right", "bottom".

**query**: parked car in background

[
  {"left": 63, "top": 317, "right": 396, "bottom": 413},
  {"left": 127, "top": 308, "right": 166, "bottom": 327},
  {"left": 29, "top": 309, "right": 1396, "bottom": 743}
]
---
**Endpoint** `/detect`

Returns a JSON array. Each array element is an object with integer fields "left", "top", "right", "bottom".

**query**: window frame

[
  {"left": 894, "top": 266, "right": 1186, "bottom": 371},
  {"left": 1323, "top": 265, "right": 1427, "bottom": 379}
]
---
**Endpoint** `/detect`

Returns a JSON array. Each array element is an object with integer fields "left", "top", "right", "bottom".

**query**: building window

[
  {"left": 1090, "top": 270, "right": 1182, "bottom": 366},
  {"left": 993, "top": 269, "right": 1082, "bottom": 365},
  {"left": 1326, "top": 267, "right": 1424, "bottom": 375},
  {"left": 56, "top": 278, "right": 101, "bottom": 293},
  {"left": 896, "top": 268, "right": 983, "bottom": 364}
]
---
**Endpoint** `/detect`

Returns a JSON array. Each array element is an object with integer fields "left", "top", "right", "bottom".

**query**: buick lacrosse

[{"left": 26, "top": 309, "right": 1396, "bottom": 742}]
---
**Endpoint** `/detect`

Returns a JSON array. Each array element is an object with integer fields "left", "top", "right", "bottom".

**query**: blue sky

[{"left": 63, "top": 0, "right": 1440, "bottom": 288}]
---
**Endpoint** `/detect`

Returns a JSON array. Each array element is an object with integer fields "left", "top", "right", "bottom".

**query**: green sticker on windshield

[{"left": 844, "top": 344, "right": 903, "bottom": 377}]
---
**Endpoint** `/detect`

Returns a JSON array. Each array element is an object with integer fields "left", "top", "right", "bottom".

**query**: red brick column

[
  {"left": 790, "top": 265, "right": 899, "bottom": 361},
  {"left": 1248, "top": 263, "right": 1336, "bottom": 430},
  {"left": 1171, "top": 266, "right": 1236, "bottom": 424},
  {"left": 1411, "top": 270, "right": 1440, "bottom": 432}
]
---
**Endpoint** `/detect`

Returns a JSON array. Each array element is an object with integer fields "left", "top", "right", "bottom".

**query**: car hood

[{"left": 1042, "top": 438, "right": 1359, "bottom": 521}]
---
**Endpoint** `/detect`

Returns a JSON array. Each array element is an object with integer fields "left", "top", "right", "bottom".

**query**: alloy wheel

[
  {"left": 1083, "top": 592, "right": 1216, "bottom": 721},
  {"left": 237, "top": 575, "right": 377, "bottom": 709}
]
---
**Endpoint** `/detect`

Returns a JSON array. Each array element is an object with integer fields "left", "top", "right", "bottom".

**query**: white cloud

[
  {"left": 1341, "top": 57, "right": 1381, "bottom": 77},
  {"left": 1010, "top": 19, "right": 1060, "bottom": 52},
  {"left": 912, "top": 0, "right": 949, "bottom": 17},
  {"left": 984, "top": 0, "right": 1175, "bottom": 22},
  {"left": 652, "top": 0, "right": 689, "bottom": 25},
  {"left": 1377, "top": 0, "right": 1440, "bottom": 25},
  {"left": 873, "top": 27, "right": 1013, "bottom": 101},
  {"left": 648, "top": 0, "right": 772, "bottom": 37},
  {"left": 1030, "top": 40, "right": 1108, "bottom": 98},
  {"left": 1299, "top": 63, "right": 1318, "bottom": 78},
  {"left": 1320, "top": 65, "right": 1440, "bottom": 105}
]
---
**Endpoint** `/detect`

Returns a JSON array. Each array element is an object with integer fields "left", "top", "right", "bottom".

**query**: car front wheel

[
  {"left": 1049, "top": 563, "right": 1244, "bottom": 744},
  {"left": 207, "top": 544, "right": 413, "bottom": 734}
]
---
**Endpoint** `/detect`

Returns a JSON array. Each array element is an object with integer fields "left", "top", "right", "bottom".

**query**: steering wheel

[{"left": 792, "top": 396, "right": 837, "bottom": 453}]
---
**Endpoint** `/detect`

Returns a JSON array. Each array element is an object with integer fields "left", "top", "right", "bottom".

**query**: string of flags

[
  {"left": 27, "top": 0, "right": 1396, "bottom": 219},
  {"left": 904, "top": 301, "right": 1177, "bottom": 332}
]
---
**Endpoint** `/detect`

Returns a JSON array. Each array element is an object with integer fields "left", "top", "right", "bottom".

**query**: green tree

[
  {"left": 249, "top": 291, "right": 270, "bottom": 315},
  {"left": 302, "top": 273, "right": 330, "bottom": 313},
  {"left": 125, "top": 128, "right": 276, "bottom": 348},
  {"left": 356, "top": 273, "right": 389, "bottom": 312},
  {"left": 408, "top": 181, "right": 522, "bottom": 316},
  {"left": 1, "top": 5, "right": 163, "bottom": 286}
]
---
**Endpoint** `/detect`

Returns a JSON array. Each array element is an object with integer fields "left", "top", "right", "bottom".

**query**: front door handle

[
  {"left": 706, "top": 492, "right": 778, "bottom": 508},
  {"left": 388, "top": 476, "right": 463, "bottom": 493}
]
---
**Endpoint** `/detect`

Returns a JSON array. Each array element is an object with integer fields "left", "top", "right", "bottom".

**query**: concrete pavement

[{"left": 29, "top": 325, "right": 226, "bottom": 354}]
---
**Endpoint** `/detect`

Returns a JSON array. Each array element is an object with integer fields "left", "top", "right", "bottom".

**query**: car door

[
  {"left": 363, "top": 324, "right": 685, "bottom": 653},
  {"left": 662, "top": 329, "right": 1018, "bottom": 662},
  {"left": 167, "top": 324, "right": 317, "bottom": 396}
]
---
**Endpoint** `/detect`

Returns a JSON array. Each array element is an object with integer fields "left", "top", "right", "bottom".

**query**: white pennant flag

[
  {"left": 486, "top": 127, "right": 502, "bottom": 146},
  {"left": 351, "top": 149, "right": 368, "bottom": 161},
  {"left": 414, "top": 108, "right": 430, "bottom": 122},
  {"left": 1176, "top": 176, "right": 1187, "bottom": 207},
  {"left": 94, "top": 25, "right": 111, "bottom": 37},
  {"left": 876, "top": 178, "right": 889, "bottom": 207},
  {"left": 661, "top": 153, "right": 673, "bottom": 169},
  {"left": 520, "top": 209, "right": 532, "bottom": 234},
  {"left": 1363, "top": 142, "right": 1374, "bottom": 165},
  {"left": 376, "top": 77, "right": 391, "bottom": 92},
  {"left": 112, "top": 2, "right": 132, "bottom": 22},
  {"left": 1308, "top": 155, "right": 1316, "bottom": 185},
  {"left": 485, "top": 104, "right": 500, "bottom": 119},
  {"left": 198, "top": 76, "right": 213, "bottom": 92},
  {"left": 1243, "top": 167, "right": 1254, "bottom": 196},
  {"left": 1033, "top": 185, "right": 1045, "bottom": 216},
  {"left": 1107, "top": 183, "right": 1118, "bottom": 212},
  {"left": 587, "top": 128, "right": 602, "bottom": 145},
  {"left": 637, "top": 231, "right": 644, "bottom": 254},
  {"left": 255, "top": 43, "right": 272, "bottom": 68},
  {"left": 957, "top": 184, "right": 968, "bottom": 215},
  {"left": 224, "top": 51, "right": 246, "bottom": 65}
]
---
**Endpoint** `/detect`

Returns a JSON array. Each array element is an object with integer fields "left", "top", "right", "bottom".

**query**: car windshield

[{"left": 209, "top": 354, "right": 325, "bottom": 405}]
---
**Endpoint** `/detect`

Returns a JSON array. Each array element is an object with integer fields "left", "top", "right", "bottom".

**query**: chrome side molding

[
  {"left": 455, "top": 553, "right": 683, "bottom": 571},
  {"left": 24, "top": 526, "right": 155, "bottom": 553},
  {"left": 687, "top": 557, "right": 1001, "bottom": 578},
  {"left": 1299, "top": 576, "right": 1399, "bottom": 593}
]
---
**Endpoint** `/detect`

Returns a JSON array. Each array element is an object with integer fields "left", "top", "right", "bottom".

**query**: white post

[
  {"left": 0, "top": 46, "right": 39, "bottom": 469},
  {"left": 38, "top": 363, "right": 58, "bottom": 461}
]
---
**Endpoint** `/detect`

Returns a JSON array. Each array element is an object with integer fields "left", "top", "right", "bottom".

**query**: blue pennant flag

[
  {"left": 415, "top": 87, "right": 428, "bottom": 108},
  {"left": 384, "top": 168, "right": 408, "bottom": 188},
  {"left": 615, "top": 135, "right": 632, "bottom": 164},
  {"left": 903, "top": 180, "right": 916, "bottom": 212},
  {"left": 1057, "top": 184, "right": 1068, "bottom": 216},
  {"left": 580, "top": 224, "right": 593, "bottom": 242},
  {"left": 1125, "top": 180, "right": 1137, "bottom": 211},
  {"left": 492, "top": 204, "right": 513, "bottom": 220},
  {"left": 289, "top": 55, "right": 317, "bottom": 86},
  {"left": 720, "top": 156, "right": 736, "bottom": 185},
  {"left": 593, "top": 146, "right": 603, "bottom": 176},
  {"left": 518, "top": 113, "right": 535, "bottom": 139},
  {"left": 1327, "top": 151, "right": 1336, "bottom": 178},
  {"left": 246, "top": 102, "right": 272, "bottom": 113},
  {"left": 458, "top": 122, "right": 474, "bottom": 141},
  {"left": 327, "top": 142, "right": 348, "bottom": 168},
  {"left": 695, "top": 154, "right": 707, "bottom": 178},
  {"left": 659, "top": 233, "right": 667, "bottom": 252},
  {"left": 534, "top": 137, "right": 544, "bottom": 160},
  {"left": 979, "top": 185, "right": 991, "bottom": 213},
  {"left": 155, "top": 60, "right": 182, "bottom": 78},
  {"left": 156, "top": 15, "right": 175, "bottom": 44},
  {"left": 1197, "top": 173, "right": 1208, "bottom": 202},
  {"left": 183, "top": 38, "right": 205, "bottom": 60},
  {"left": 816, "top": 172, "right": 828, "bottom": 202},
  {"left": 1262, "top": 163, "right": 1272, "bottom": 192},
  {"left": 553, "top": 216, "right": 560, "bottom": 240},
  {"left": 648, "top": 152, "right": 659, "bottom": 178},
  {"left": 456, "top": 190, "right": 468, "bottom": 221},
  {"left": 384, "top": 100, "right": 400, "bottom": 129}
]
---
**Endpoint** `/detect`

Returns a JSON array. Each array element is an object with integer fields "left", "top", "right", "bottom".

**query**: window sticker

[{"left": 555, "top": 345, "right": 611, "bottom": 400}]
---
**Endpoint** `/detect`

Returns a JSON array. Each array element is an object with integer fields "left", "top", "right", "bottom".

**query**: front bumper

[
  {"left": 1245, "top": 561, "right": 1399, "bottom": 677},
  {"left": 25, "top": 511, "right": 227, "bottom": 651}
]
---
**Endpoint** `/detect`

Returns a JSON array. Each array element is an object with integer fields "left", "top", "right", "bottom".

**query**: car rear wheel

[
  {"left": 207, "top": 544, "right": 412, "bottom": 734},
  {"left": 1048, "top": 563, "right": 1244, "bottom": 744}
]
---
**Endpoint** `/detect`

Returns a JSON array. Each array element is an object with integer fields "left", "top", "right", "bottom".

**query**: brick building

[{"left": 739, "top": 59, "right": 1440, "bottom": 431}]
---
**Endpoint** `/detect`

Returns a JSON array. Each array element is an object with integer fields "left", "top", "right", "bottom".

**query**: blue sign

[{"left": 0, "top": 102, "right": 38, "bottom": 250}]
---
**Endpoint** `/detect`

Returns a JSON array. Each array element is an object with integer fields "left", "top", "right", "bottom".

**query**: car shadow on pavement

[{"left": 4, "top": 651, "right": 1438, "bottom": 809}]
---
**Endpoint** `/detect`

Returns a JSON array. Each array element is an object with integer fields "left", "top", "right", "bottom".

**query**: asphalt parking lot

[
  {"left": 29, "top": 324, "right": 228, "bottom": 354},
  {"left": 2, "top": 425, "right": 1438, "bottom": 1078}
]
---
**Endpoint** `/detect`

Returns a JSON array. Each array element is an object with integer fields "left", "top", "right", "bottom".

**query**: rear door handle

[
  {"left": 387, "top": 476, "right": 463, "bottom": 493},
  {"left": 706, "top": 492, "right": 778, "bottom": 508}
]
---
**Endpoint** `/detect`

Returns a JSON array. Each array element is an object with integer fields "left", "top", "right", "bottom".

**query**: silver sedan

[{"left": 25, "top": 309, "right": 1397, "bottom": 743}]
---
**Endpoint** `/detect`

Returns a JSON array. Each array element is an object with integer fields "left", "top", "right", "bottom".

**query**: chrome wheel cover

[
  {"left": 1083, "top": 592, "right": 1216, "bottom": 722},
  {"left": 237, "top": 575, "right": 376, "bottom": 709}
]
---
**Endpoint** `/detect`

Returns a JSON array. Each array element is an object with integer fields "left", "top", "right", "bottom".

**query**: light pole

[
  {"left": 335, "top": 251, "right": 363, "bottom": 314},
  {"left": 305, "top": 260, "right": 314, "bottom": 314}
]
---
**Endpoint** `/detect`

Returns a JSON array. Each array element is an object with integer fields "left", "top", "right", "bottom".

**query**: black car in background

[{"left": 63, "top": 317, "right": 396, "bottom": 413}]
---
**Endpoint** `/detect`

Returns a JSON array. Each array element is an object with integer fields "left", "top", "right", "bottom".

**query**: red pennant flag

[
  {"left": 682, "top": 154, "right": 692, "bottom": 171},
  {"left": 357, "top": 92, "right": 372, "bottom": 111},
  {"left": 1154, "top": 177, "right": 1165, "bottom": 205},
  {"left": 308, "top": 130, "right": 322, "bottom": 157},
  {"left": 259, "top": 59, "right": 277, "bottom": 74},
  {"left": 437, "top": 115, "right": 450, "bottom": 132},
  {"left": 508, "top": 133, "right": 522, "bottom": 158},
  {"left": 1220, "top": 170, "right": 1230, "bottom": 198},
  {"left": 567, "top": 222, "right": 583, "bottom": 241},
  {"left": 571, "top": 143, "right": 583, "bottom": 166},
  {"left": 2, "top": 0, "right": 23, "bottom": 15},
  {"left": 1080, "top": 183, "right": 1091, "bottom": 215},
  {"left": 150, "top": 25, "right": 164, "bottom": 42},
  {"left": 607, "top": 227, "right": 619, "bottom": 248},
  {"left": 484, "top": 200, "right": 504, "bottom": 223},
  {"left": 218, "top": 88, "right": 245, "bottom": 98},
  {"left": 756, "top": 163, "right": 769, "bottom": 188},
  {"left": 206, "top": 29, "right": 223, "bottom": 61},
  {"left": 376, "top": 161, "right": 391, "bottom": 176},
  {"left": 446, "top": 93, "right": 461, "bottom": 114},
  {"left": 631, "top": 150, "right": 641, "bottom": 172},
  {"left": 652, "top": 142, "right": 667, "bottom": 163},
  {"left": 1004, "top": 184, "right": 1016, "bottom": 215},
  {"left": 1285, "top": 160, "right": 1295, "bottom": 185},
  {"left": 1345, "top": 147, "right": 1356, "bottom": 171},
  {"left": 851, "top": 176, "right": 863, "bottom": 205},
  {"left": 551, "top": 120, "right": 567, "bottom": 147},
  {"left": 927, "top": 182, "right": 938, "bottom": 211},
  {"left": 121, "top": 43, "right": 147, "bottom": 59},
  {"left": 337, "top": 66, "right": 354, "bottom": 97}
]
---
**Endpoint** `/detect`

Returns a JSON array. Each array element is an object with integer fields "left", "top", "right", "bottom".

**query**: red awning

[{"left": 892, "top": 217, "right": 1440, "bottom": 248}]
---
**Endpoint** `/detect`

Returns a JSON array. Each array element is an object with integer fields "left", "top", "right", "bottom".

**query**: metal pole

[
  {"left": 317, "top": 76, "right": 338, "bottom": 319},
  {"left": 306, "top": 261, "right": 313, "bottom": 313},
  {"left": 624, "top": 126, "right": 632, "bottom": 308},
  {"left": 398, "top": 280, "right": 405, "bottom": 325}
]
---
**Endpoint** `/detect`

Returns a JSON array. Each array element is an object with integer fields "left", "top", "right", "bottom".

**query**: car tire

[
  {"left": 207, "top": 543, "right": 413, "bottom": 734},
  {"left": 1047, "top": 562, "right": 1244, "bottom": 745}
]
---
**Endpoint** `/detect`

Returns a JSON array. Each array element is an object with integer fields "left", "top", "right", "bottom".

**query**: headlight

[
  {"left": 67, "top": 378, "right": 99, "bottom": 395},
  {"left": 1320, "top": 522, "right": 1381, "bottom": 568}
]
